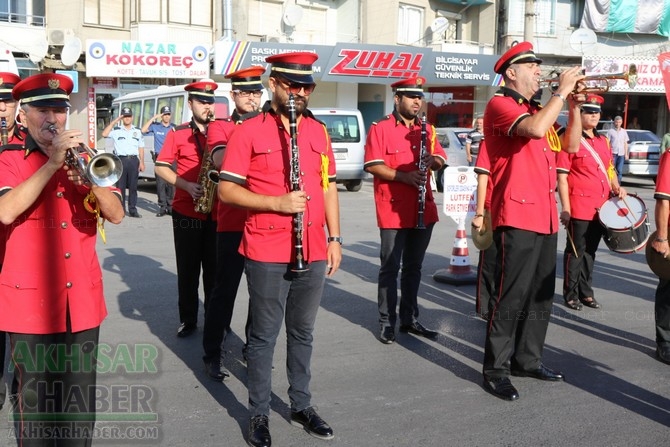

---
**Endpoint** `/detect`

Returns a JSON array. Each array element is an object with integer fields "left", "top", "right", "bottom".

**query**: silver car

[{"left": 599, "top": 129, "right": 661, "bottom": 178}]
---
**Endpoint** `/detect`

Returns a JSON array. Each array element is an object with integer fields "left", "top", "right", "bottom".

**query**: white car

[{"left": 599, "top": 129, "right": 661, "bottom": 178}]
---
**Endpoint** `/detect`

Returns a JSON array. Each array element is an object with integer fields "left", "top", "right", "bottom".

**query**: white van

[
  {"left": 110, "top": 83, "right": 268, "bottom": 179},
  {"left": 311, "top": 108, "right": 367, "bottom": 192}
]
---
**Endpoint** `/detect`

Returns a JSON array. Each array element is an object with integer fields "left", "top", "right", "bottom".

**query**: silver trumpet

[{"left": 48, "top": 125, "right": 123, "bottom": 187}]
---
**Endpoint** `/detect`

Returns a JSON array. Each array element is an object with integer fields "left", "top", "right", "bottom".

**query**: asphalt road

[{"left": 0, "top": 175, "right": 667, "bottom": 446}]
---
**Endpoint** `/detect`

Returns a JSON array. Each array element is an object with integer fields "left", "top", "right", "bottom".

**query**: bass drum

[{"left": 598, "top": 195, "right": 650, "bottom": 254}]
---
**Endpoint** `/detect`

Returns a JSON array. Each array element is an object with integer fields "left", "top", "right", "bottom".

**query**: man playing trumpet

[{"left": 557, "top": 94, "right": 626, "bottom": 311}]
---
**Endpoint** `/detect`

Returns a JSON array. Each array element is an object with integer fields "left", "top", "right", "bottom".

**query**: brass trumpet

[
  {"left": 541, "top": 64, "right": 637, "bottom": 93},
  {"left": 48, "top": 125, "right": 123, "bottom": 187}
]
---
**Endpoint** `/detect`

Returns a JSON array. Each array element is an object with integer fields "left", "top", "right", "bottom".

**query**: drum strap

[{"left": 581, "top": 137, "right": 612, "bottom": 191}]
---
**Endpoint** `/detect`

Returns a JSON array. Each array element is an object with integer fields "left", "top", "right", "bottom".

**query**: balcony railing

[{"left": 0, "top": 13, "right": 46, "bottom": 27}]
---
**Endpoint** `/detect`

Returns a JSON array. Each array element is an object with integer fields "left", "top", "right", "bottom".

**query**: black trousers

[
  {"left": 202, "top": 231, "right": 249, "bottom": 363},
  {"left": 116, "top": 156, "right": 140, "bottom": 213},
  {"left": 377, "top": 225, "right": 434, "bottom": 327},
  {"left": 152, "top": 153, "right": 174, "bottom": 212},
  {"left": 476, "top": 244, "right": 498, "bottom": 319},
  {"left": 655, "top": 279, "right": 670, "bottom": 346},
  {"left": 10, "top": 326, "right": 99, "bottom": 447},
  {"left": 171, "top": 210, "right": 217, "bottom": 326},
  {"left": 563, "top": 218, "right": 606, "bottom": 303},
  {"left": 483, "top": 228, "right": 557, "bottom": 378}
]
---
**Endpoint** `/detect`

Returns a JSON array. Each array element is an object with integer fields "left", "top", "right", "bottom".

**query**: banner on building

[
  {"left": 658, "top": 52, "right": 670, "bottom": 108},
  {"left": 583, "top": 56, "right": 664, "bottom": 93},
  {"left": 85, "top": 40, "right": 211, "bottom": 78},
  {"left": 581, "top": 0, "right": 670, "bottom": 37},
  {"left": 214, "top": 41, "right": 499, "bottom": 86}
]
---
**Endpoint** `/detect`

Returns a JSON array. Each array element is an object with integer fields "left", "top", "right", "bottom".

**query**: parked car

[
  {"left": 599, "top": 129, "right": 660, "bottom": 178},
  {"left": 434, "top": 127, "right": 471, "bottom": 192}
]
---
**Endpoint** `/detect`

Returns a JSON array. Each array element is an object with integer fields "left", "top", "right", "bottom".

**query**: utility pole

[{"left": 524, "top": 0, "right": 535, "bottom": 43}]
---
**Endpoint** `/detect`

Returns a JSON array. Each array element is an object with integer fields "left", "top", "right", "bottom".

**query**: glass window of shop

[{"left": 426, "top": 87, "right": 486, "bottom": 128}]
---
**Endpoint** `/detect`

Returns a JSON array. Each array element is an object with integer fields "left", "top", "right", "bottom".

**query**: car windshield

[{"left": 628, "top": 131, "right": 660, "bottom": 143}]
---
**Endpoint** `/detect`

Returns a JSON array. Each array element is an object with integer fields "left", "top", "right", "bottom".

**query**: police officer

[
  {"left": 0, "top": 73, "right": 124, "bottom": 444},
  {"left": 219, "top": 52, "right": 341, "bottom": 447},
  {"left": 202, "top": 66, "right": 264, "bottom": 381},
  {"left": 102, "top": 106, "right": 145, "bottom": 217},
  {"left": 155, "top": 80, "right": 218, "bottom": 338},
  {"left": 142, "top": 105, "right": 176, "bottom": 216},
  {"left": 364, "top": 76, "right": 447, "bottom": 345}
]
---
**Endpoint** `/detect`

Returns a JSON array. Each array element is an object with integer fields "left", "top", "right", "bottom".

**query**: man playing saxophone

[{"left": 155, "top": 80, "right": 218, "bottom": 338}]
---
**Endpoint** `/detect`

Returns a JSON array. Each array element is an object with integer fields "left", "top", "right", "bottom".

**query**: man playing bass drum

[
  {"left": 557, "top": 94, "right": 626, "bottom": 311},
  {"left": 363, "top": 76, "right": 446, "bottom": 345}
]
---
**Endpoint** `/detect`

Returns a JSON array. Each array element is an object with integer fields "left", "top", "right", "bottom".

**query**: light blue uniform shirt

[{"left": 107, "top": 125, "right": 145, "bottom": 156}]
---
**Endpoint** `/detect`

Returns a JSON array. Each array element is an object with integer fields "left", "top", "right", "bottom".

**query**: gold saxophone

[{"left": 193, "top": 112, "right": 218, "bottom": 214}]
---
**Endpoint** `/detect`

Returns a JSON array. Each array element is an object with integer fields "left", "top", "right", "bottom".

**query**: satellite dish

[
  {"left": 283, "top": 5, "right": 303, "bottom": 27},
  {"left": 430, "top": 17, "right": 449, "bottom": 34},
  {"left": 27, "top": 37, "right": 48, "bottom": 64},
  {"left": 569, "top": 28, "right": 597, "bottom": 54},
  {"left": 60, "top": 35, "right": 82, "bottom": 67}
]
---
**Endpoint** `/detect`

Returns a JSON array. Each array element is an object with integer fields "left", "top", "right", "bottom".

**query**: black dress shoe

[
  {"left": 483, "top": 376, "right": 519, "bottom": 401},
  {"left": 128, "top": 211, "right": 142, "bottom": 218},
  {"left": 657, "top": 345, "right": 670, "bottom": 365},
  {"left": 155, "top": 210, "right": 166, "bottom": 217},
  {"left": 177, "top": 323, "right": 196, "bottom": 338},
  {"left": 248, "top": 415, "right": 271, "bottom": 447},
  {"left": 564, "top": 299, "right": 583, "bottom": 311},
  {"left": 379, "top": 326, "right": 395, "bottom": 344},
  {"left": 579, "top": 296, "right": 601, "bottom": 309},
  {"left": 399, "top": 321, "right": 438, "bottom": 340},
  {"left": 290, "top": 407, "right": 334, "bottom": 440},
  {"left": 511, "top": 364, "right": 564, "bottom": 381},
  {"left": 204, "top": 360, "right": 230, "bottom": 382}
]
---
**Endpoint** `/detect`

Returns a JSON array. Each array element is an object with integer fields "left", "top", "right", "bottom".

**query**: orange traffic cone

[{"left": 433, "top": 218, "right": 477, "bottom": 285}]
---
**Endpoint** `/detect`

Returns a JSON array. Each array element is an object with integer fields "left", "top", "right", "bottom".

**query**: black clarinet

[
  {"left": 416, "top": 113, "right": 427, "bottom": 229},
  {"left": 288, "top": 94, "right": 309, "bottom": 275}
]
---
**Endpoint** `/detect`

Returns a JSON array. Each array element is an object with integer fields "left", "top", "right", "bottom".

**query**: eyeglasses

[
  {"left": 276, "top": 79, "right": 316, "bottom": 95},
  {"left": 233, "top": 90, "right": 263, "bottom": 98}
]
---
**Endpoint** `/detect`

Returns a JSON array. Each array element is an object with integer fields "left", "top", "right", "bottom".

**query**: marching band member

[
  {"left": 155, "top": 80, "right": 218, "bottom": 338},
  {"left": 0, "top": 73, "right": 124, "bottom": 443},
  {"left": 481, "top": 42, "right": 584, "bottom": 401},
  {"left": 202, "top": 67, "right": 264, "bottom": 381},
  {"left": 363, "top": 76, "right": 446, "bottom": 345},
  {"left": 219, "top": 52, "right": 341, "bottom": 447},
  {"left": 557, "top": 94, "right": 626, "bottom": 311}
]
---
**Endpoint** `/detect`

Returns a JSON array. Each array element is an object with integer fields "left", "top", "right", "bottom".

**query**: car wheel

[{"left": 345, "top": 180, "right": 362, "bottom": 192}]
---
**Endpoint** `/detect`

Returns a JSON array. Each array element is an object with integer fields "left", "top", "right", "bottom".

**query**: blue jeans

[
  {"left": 245, "top": 259, "right": 326, "bottom": 416},
  {"left": 614, "top": 154, "right": 625, "bottom": 183}
]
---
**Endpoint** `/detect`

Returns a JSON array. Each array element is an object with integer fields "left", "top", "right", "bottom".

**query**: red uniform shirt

[
  {"left": 363, "top": 110, "right": 447, "bottom": 229},
  {"left": 0, "top": 136, "right": 116, "bottom": 334},
  {"left": 655, "top": 151, "right": 670, "bottom": 226},
  {"left": 220, "top": 105, "right": 336, "bottom": 263},
  {"left": 0, "top": 127, "right": 26, "bottom": 265},
  {"left": 208, "top": 111, "right": 258, "bottom": 232},
  {"left": 483, "top": 88, "right": 560, "bottom": 234},
  {"left": 156, "top": 120, "right": 214, "bottom": 220},
  {"left": 473, "top": 139, "right": 493, "bottom": 209},
  {"left": 556, "top": 132, "right": 612, "bottom": 220}
]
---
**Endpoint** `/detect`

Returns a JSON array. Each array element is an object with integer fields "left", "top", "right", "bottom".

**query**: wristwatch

[{"left": 327, "top": 236, "right": 343, "bottom": 245}]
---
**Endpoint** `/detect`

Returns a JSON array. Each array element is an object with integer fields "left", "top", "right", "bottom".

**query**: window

[
  {"left": 0, "top": 0, "right": 45, "bottom": 26},
  {"left": 398, "top": 4, "right": 424, "bottom": 45},
  {"left": 168, "top": 0, "right": 211, "bottom": 27},
  {"left": 507, "top": 0, "right": 556, "bottom": 36},
  {"left": 570, "top": 0, "right": 586, "bottom": 28},
  {"left": 84, "top": 0, "right": 124, "bottom": 27}
]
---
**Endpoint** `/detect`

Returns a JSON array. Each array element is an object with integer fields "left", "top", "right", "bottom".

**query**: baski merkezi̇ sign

[
  {"left": 85, "top": 40, "right": 211, "bottom": 78},
  {"left": 214, "top": 41, "right": 499, "bottom": 86}
]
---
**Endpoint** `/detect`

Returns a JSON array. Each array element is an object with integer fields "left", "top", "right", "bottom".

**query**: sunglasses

[{"left": 276, "top": 79, "right": 316, "bottom": 95}]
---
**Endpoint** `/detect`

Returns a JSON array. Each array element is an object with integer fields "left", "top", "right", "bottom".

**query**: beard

[{"left": 275, "top": 95, "right": 308, "bottom": 117}]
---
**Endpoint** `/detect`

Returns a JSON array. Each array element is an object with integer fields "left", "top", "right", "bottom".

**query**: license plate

[
  {"left": 648, "top": 153, "right": 660, "bottom": 160},
  {"left": 334, "top": 153, "right": 347, "bottom": 160}
]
